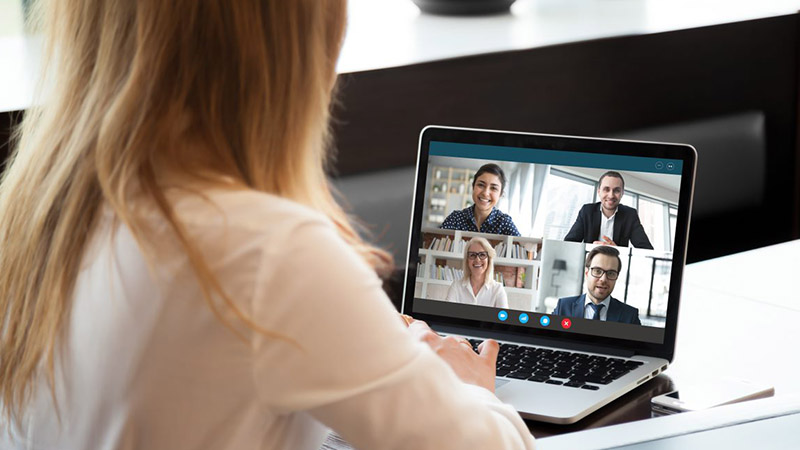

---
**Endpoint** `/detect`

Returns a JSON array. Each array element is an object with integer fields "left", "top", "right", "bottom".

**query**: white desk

[{"left": 668, "top": 239, "right": 800, "bottom": 397}]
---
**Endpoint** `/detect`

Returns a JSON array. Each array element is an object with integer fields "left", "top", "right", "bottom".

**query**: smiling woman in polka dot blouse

[{"left": 440, "top": 164, "right": 521, "bottom": 236}]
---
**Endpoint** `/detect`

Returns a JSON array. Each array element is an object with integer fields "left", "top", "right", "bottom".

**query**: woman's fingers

[
  {"left": 399, "top": 314, "right": 415, "bottom": 327},
  {"left": 477, "top": 339, "right": 499, "bottom": 362},
  {"left": 407, "top": 319, "right": 440, "bottom": 345},
  {"left": 407, "top": 325, "right": 497, "bottom": 392}
]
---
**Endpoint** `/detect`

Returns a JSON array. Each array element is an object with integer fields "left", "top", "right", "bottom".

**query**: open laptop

[{"left": 401, "top": 126, "right": 696, "bottom": 424}]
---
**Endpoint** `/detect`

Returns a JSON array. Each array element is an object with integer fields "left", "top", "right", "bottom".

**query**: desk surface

[
  {"left": 4, "top": 0, "right": 800, "bottom": 113},
  {"left": 527, "top": 239, "right": 800, "bottom": 437}
]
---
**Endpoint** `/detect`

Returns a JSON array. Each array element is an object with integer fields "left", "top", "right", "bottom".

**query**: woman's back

[{"left": 5, "top": 190, "right": 337, "bottom": 448}]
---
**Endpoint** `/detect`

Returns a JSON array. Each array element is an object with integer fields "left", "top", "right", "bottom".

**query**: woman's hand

[{"left": 404, "top": 317, "right": 499, "bottom": 393}]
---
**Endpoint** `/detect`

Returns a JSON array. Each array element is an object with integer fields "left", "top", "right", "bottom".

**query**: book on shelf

[
  {"left": 424, "top": 235, "right": 463, "bottom": 254},
  {"left": 504, "top": 242, "right": 539, "bottom": 260},
  {"left": 417, "top": 262, "right": 465, "bottom": 281}
]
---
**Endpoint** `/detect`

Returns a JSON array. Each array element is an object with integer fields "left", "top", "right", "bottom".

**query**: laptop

[{"left": 401, "top": 126, "right": 696, "bottom": 424}]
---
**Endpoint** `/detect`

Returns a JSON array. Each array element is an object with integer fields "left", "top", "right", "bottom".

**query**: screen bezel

[{"left": 401, "top": 125, "right": 697, "bottom": 362}]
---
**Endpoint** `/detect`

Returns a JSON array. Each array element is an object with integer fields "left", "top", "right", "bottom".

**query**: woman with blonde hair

[
  {"left": 445, "top": 237, "right": 509, "bottom": 308},
  {"left": 0, "top": 0, "right": 534, "bottom": 449}
]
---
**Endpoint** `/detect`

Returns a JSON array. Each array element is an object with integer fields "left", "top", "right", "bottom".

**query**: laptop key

[
  {"left": 507, "top": 371, "right": 533, "bottom": 380},
  {"left": 608, "top": 370, "right": 628, "bottom": 380},
  {"left": 581, "top": 385, "right": 600, "bottom": 391},
  {"left": 527, "top": 375, "right": 549, "bottom": 382},
  {"left": 545, "top": 379, "right": 563, "bottom": 385},
  {"left": 564, "top": 380, "right": 584, "bottom": 388}
]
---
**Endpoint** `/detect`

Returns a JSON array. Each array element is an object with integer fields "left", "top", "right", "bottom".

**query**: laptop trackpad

[{"left": 495, "top": 378, "right": 511, "bottom": 390}]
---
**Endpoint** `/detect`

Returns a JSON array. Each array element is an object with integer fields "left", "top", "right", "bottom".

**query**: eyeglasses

[
  {"left": 588, "top": 267, "right": 619, "bottom": 280},
  {"left": 467, "top": 252, "right": 488, "bottom": 261}
]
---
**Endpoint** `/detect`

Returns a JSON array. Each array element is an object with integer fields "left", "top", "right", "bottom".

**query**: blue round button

[
  {"left": 539, "top": 315, "right": 551, "bottom": 327},
  {"left": 497, "top": 310, "right": 508, "bottom": 321},
  {"left": 519, "top": 313, "right": 529, "bottom": 324}
]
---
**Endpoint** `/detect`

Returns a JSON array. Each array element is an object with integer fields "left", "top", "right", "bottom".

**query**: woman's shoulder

[
  {"left": 486, "top": 278, "right": 506, "bottom": 291},
  {"left": 166, "top": 187, "right": 333, "bottom": 249},
  {"left": 176, "top": 188, "right": 327, "bottom": 228},
  {"left": 493, "top": 208, "right": 515, "bottom": 221}
]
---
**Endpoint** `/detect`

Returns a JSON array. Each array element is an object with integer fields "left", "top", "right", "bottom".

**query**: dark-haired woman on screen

[{"left": 441, "top": 164, "right": 521, "bottom": 236}]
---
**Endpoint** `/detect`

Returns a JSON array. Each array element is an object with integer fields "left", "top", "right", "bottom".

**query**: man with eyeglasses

[{"left": 552, "top": 246, "right": 642, "bottom": 325}]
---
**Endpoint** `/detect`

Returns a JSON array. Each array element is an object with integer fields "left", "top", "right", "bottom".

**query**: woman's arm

[
  {"left": 444, "top": 279, "right": 460, "bottom": 303},
  {"left": 250, "top": 219, "right": 534, "bottom": 449},
  {"left": 494, "top": 283, "right": 510, "bottom": 309}
]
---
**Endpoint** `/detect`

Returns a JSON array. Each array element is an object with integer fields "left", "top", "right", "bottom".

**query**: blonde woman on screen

[
  {"left": 0, "top": 1, "right": 534, "bottom": 449},
  {"left": 446, "top": 237, "right": 509, "bottom": 308}
]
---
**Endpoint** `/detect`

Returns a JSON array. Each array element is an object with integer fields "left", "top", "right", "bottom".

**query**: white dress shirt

[
  {"left": 445, "top": 277, "right": 509, "bottom": 308},
  {"left": 1, "top": 188, "right": 534, "bottom": 450},
  {"left": 584, "top": 296, "right": 611, "bottom": 321},
  {"left": 599, "top": 204, "right": 617, "bottom": 243}
]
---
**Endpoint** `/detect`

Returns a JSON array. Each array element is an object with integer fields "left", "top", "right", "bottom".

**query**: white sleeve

[
  {"left": 495, "top": 284, "right": 510, "bottom": 309},
  {"left": 445, "top": 280, "right": 459, "bottom": 302},
  {"left": 249, "top": 220, "right": 535, "bottom": 449}
]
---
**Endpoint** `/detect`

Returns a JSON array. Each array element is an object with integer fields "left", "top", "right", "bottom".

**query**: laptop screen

[{"left": 403, "top": 127, "right": 696, "bottom": 358}]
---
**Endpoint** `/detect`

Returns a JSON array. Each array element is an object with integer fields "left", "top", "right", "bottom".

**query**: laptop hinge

[{"left": 433, "top": 324, "right": 637, "bottom": 358}]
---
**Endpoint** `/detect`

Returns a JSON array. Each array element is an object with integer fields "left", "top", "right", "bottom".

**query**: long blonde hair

[{"left": 0, "top": 0, "right": 391, "bottom": 424}]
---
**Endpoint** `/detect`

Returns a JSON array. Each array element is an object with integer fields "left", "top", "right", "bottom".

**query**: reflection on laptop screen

[{"left": 411, "top": 140, "right": 685, "bottom": 345}]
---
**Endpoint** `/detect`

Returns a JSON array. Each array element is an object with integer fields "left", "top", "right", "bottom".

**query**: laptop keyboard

[{"left": 468, "top": 339, "right": 644, "bottom": 390}]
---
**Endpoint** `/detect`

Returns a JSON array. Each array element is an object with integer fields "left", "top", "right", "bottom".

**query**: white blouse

[
  {"left": 2, "top": 188, "right": 534, "bottom": 450},
  {"left": 445, "top": 277, "right": 510, "bottom": 308}
]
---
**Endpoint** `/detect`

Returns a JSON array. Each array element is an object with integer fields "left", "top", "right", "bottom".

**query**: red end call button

[{"left": 561, "top": 318, "right": 572, "bottom": 329}]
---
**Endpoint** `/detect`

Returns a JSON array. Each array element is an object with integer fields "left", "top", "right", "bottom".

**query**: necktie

[{"left": 589, "top": 303, "right": 605, "bottom": 320}]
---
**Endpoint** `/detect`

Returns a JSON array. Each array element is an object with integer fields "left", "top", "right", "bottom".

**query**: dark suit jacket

[
  {"left": 564, "top": 202, "right": 654, "bottom": 249},
  {"left": 552, "top": 294, "right": 642, "bottom": 325}
]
